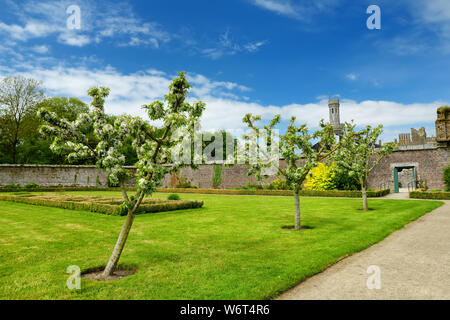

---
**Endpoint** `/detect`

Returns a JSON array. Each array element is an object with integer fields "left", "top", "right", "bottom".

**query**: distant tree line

[
  {"left": 0, "top": 76, "right": 140, "bottom": 165},
  {"left": 0, "top": 75, "right": 235, "bottom": 166}
]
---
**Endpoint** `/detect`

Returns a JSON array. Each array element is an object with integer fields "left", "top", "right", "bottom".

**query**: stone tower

[
  {"left": 436, "top": 106, "right": 450, "bottom": 146},
  {"left": 328, "top": 99, "right": 344, "bottom": 138}
]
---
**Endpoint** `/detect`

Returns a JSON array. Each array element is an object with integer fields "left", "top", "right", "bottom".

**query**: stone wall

[
  {"left": 0, "top": 164, "right": 136, "bottom": 187},
  {"left": 160, "top": 163, "right": 285, "bottom": 189},
  {"left": 0, "top": 164, "right": 279, "bottom": 189},
  {"left": 0, "top": 164, "right": 109, "bottom": 187},
  {"left": 367, "top": 147, "right": 450, "bottom": 190},
  {"left": 1, "top": 147, "right": 448, "bottom": 191}
]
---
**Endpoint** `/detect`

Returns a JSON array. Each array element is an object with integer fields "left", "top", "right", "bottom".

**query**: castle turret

[
  {"left": 436, "top": 106, "right": 450, "bottom": 147},
  {"left": 328, "top": 99, "right": 343, "bottom": 138}
]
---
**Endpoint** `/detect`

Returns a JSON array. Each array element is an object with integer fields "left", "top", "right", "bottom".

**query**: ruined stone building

[
  {"left": 394, "top": 127, "right": 436, "bottom": 149},
  {"left": 368, "top": 106, "right": 450, "bottom": 192}
]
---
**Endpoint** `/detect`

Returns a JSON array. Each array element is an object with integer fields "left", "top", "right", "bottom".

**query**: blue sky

[{"left": 0, "top": 0, "right": 449, "bottom": 141}]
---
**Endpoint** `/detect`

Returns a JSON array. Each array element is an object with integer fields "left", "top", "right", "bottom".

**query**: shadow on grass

[
  {"left": 281, "top": 225, "right": 314, "bottom": 231},
  {"left": 81, "top": 264, "right": 137, "bottom": 281}
]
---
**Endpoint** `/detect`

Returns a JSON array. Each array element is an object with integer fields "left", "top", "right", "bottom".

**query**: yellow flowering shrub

[{"left": 304, "top": 163, "right": 336, "bottom": 191}]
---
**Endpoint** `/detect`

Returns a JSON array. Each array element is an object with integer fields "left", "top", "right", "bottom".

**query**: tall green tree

[
  {"left": 242, "top": 114, "right": 338, "bottom": 230},
  {"left": 39, "top": 72, "right": 205, "bottom": 278},
  {"left": 38, "top": 97, "right": 89, "bottom": 121},
  {"left": 333, "top": 123, "right": 395, "bottom": 210},
  {"left": 0, "top": 76, "right": 44, "bottom": 163},
  {"left": 17, "top": 97, "right": 92, "bottom": 164}
]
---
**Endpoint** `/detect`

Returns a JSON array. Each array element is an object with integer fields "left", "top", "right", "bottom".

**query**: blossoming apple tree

[
  {"left": 39, "top": 72, "right": 205, "bottom": 278},
  {"left": 333, "top": 122, "right": 395, "bottom": 211},
  {"left": 242, "top": 114, "right": 339, "bottom": 230}
]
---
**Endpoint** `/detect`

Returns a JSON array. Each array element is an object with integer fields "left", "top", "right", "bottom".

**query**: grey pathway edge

[{"left": 277, "top": 199, "right": 450, "bottom": 300}]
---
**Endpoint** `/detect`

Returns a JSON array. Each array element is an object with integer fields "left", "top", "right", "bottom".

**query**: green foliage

[
  {"left": 0, "top": 76, "right": 44, "bottom": 164},
  {"left": 38, "top": 73, "right": 206, "bottom": 274},
  {"left": 331, "top": 166, "right": 361, "bottom": 190},
  {"left": 107, "top": 177, "right": 119, "bottom": 187},
  {"left": 0, "top": 193, "right": 203, "bottom": 215},
  {"left": 268, "top": 179, "right": 289, "bottom": 190},
  {"left": 175, "top": 176, "right": 197, "bottom": 189},
  {"left": 242, "top": 113, "right": 338, "bottom": 229},
  {"left": 437, "top": 106, "right": 450, "bottom": 113},
  {"left": 157, "top": 187, "right": 390, "bottom": 198},
  {"left": 417, "top": 179, "right": 428, "bottom": 191},
  {"left": 2, "top": 184, "right": 21, "bottom": 189},
  {"left": 410, "top": 191, "right": 450, "bottom": 200},
  {"left": 333, "top": 122, "right": 395, "bottom": 189},
  {"left": 39, "top": 72, "right": 205, "bottom": 198},
  {"left": 212, "top": 165, "right": 222, "bottom": 188},
  {"left": 242, "top": 114, "right": 337, "bottom": 192},
  {"left": 24, "top": 183, "right": 38, "bottom": 189},
  {"left": 167, "top": 194, "right": 180, "bottom": 200},
  {"left": 240, "top": 182, "right": 264, "bottom": 190},
  {"left": 0, "top": 186, "right": 112, "bottom": 192},
  {"left": 0, "top": 94, "right": 95, "bottom": 165},
  {"left": 175, "top": 183, "right": 197, "bottom": 189},
  {"left": 119, "top": 200, "right": 133, "bottom": 216},
  {"left": 443, "top": 165, "right": 450, "bottom": 191},
  {"left": 38, "top": 97, "right": 89, "bottom": 121}
]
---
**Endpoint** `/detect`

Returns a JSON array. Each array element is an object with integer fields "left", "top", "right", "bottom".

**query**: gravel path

[{"left": 278, "top": 199, "right": 450, "bottom": 300}]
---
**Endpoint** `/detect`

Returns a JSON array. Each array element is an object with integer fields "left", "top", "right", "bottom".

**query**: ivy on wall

[{"left": 212, "top": 165, "right": 222, "bottom": 189}]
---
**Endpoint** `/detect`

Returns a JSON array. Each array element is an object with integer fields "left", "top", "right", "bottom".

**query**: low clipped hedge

[
  {"left": 409, "top": 191, "right": 450, "bottom": 200},
  {"left": 0, "top": 194, "right": 203, "bottom": 215},
  {"left": 0, "top": 186, "right": 125, "bottom": 193},
  {"left": 0, "top": 185, "right": 390, "bottom": 198},
  {"left": 156, "top": 188, "right": 391, "bottom": 198}
]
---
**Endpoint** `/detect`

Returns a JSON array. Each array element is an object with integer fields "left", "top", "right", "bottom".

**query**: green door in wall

[
  {"left": 393, "top": 168, "right": 399, "bottom": 193},
  {"left": 393, "top": 166, "right": 416, "bottom": 193}
]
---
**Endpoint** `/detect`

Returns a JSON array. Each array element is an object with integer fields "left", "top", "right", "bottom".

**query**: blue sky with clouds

[{"left": 0, "top": 0, "right": 449, "bottom": 141}]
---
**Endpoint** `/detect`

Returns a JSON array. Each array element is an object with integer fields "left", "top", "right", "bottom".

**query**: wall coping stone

[{"left": 0, "top": 164, "right": 137, "bottom": 169}]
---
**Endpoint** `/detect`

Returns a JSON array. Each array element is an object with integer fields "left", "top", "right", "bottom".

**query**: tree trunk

[
  {"left": 102, "top": 192, "right": 144, "bottom": 277},
  {"left": 11, "top": 147, "right": 16, "bottom": 164},
  {"left": 11, "top": 126, "right": 19, "bottom": 164},
  {"left": 362, "top": 185, "right": 368, "bottom": 211},
  {"left": 120, "top": 182, "right": 129, "bottom": 202},
  {"left": 294, "top": 190, "right": 301, "bottom": 230}
]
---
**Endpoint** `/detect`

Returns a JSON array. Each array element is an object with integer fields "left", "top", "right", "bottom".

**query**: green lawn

[{"left": 0, "top": 191, "right": 443, "bottom": 300}]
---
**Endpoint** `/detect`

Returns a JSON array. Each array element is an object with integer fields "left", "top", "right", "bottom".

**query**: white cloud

[
  {"left": 200, "top": 97, "right": 445, "bottom": 136},
  {"left": 250, "top": 0, "right": 341, "bottom": 21},
  {"left": 58, "top": 32, "right": 91, "bottom": 47},
  {"left": 415, "top": 0, "right": 450, "bottom": 33},
  {"left": 202, "top": 29, "right": 268, "bottom": 59},
  {"left": 243, "top": 40, "right": 268, "bottom": 52},
  {"left": 0, "top": 1, "right": 266, "bottom": 58},
  {"left": 31, "top": 45, "right": 49, "bottom": 54},
  {"left": 380, "top": 0, "right": 450, "bottom": 55},
  {"left": 5, "top": 63, "right": 443, "bottom": 142},
  {"left": 379, "top": 35, "right": 428, "bottom": 56},
  {"left": 0, "top": 21, "right": 56, "bottom": 41},
  {"left": 0, "top": 0, "right": 170, "bottom": 48},
  {"left": 346, "top": 73, "right": 357, "bottom": 81},
  {"left": 413, "top": 0, "right": 450, "bottom": 52},
  {"left": 251, "top": 0, "right": 299, "bottom": 18}
]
